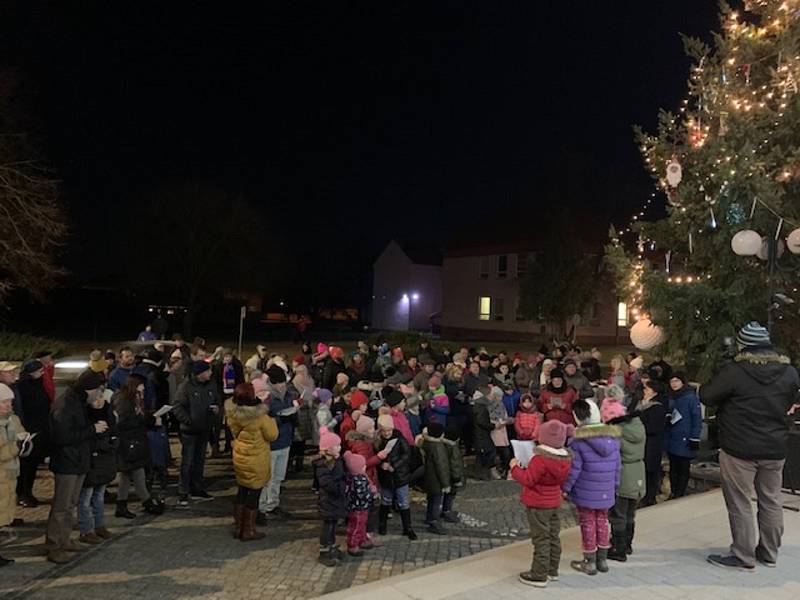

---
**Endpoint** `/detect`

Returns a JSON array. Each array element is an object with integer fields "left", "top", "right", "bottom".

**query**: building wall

[
  {"left": 441, "top": 252, "right": 623, "bottom": 343},
  {"left": 372, "top": 241, "right": 442, "bottom": 331}
]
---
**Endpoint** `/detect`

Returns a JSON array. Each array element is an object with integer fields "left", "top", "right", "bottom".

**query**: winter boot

[
  {"left": 232, "top": 503, "right": 243, "bottom": 539},
  {"left": 596, "top": 548, "right": 609, "bottom": 573},
  {"left": 240, "top": 507, "right": 266, "bottom": 541},
  {"left": 570, "top": 552, "right": 598, "bottom": 576},
  {"left": 318, "top": 547, "right": 339, "bottom": 567},
  {"left": 472, "top": 465, "right": 490, "bottom": 481},
  {"left": 607, "top": 536, "right": 627, "bottom": 562},
  {"left": 625, "top": 524, "right": 634, "bottom": 555},
  {"left": 143, "top": 498, "right": 165, "bottom": 516},
  {"left": 428, "top": 520, "right": 447, "bottom": 535},
  {"left": 489, "top": 467, "right": 503, "bottom": 480},
  {"left": 399, "top": 509, "right": 418, "bottom": 541},
  {"left": 378, "top": 505, "right": 390, "bottom": 535},
  {"left": 294, "top": 454, "right": 304, "bottom": 473},
  {"left": 115, "top": 501, "right": 135, "bottom": 519}
]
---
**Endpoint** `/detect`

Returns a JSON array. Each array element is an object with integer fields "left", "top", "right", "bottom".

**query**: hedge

[{"left": 0, "top": 332, "right": 68, "bottom": 362}]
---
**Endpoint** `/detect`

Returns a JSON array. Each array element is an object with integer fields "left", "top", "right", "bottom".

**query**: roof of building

[{"left": 394, "top": 240, "right": 443, "bottom": 266}]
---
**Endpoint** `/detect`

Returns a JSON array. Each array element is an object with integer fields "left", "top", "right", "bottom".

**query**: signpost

[{"left": 238, "top": 306, "right": 246, "bottom": 358}]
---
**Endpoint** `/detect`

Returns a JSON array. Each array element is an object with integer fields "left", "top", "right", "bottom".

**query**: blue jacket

[
  {"left": 665, "top": 387, "right": 702, "bottom": 458},
  {"left": 267, "top": 382, "right": 298, "bottom": 451},
  {"left": 502, "top": 390, "right": 521, "bottom": 417},
  {"left": 107, "top": 366, "right": 133, "bottom": 391}
]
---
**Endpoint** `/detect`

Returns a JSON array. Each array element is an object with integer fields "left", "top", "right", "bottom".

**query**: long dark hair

[{"left": 118, "top": 373, "right": 147, "bottom": 412}]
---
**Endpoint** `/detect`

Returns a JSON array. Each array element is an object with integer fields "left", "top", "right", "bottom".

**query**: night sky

[{"left": 2, "top": 1, "right": 724, "bottom": 305}]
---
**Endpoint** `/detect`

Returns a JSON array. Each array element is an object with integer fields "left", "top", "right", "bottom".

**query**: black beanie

[
  {"left": 426, "top": 422, "right": 444, "bottom": 438},
  {"left": 266, "top": 364, "right": 287, "bottom": 384},
  {"left": 385, "top": 390, "right": 405, "bottom": 407},
  {"left": 76, "top": 370, "right": 106, "bottom": 391}
]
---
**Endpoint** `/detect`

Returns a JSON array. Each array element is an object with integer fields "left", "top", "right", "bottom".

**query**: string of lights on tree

[{"left": 607, "top": 0, "right": 800, "bottom": 361}]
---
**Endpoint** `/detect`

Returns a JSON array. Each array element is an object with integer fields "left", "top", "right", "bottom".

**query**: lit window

[
  {"left": 479, "top": 257, "right": 489, "bottom": 280},
  {"left": 479, "top": 297, "right": 491, "bottom": 321},
  {"left": 617, "top": 302, "right": 628, "bottom": 327},
  {"left": 497, "top": 255, "right": 508, "bottom": 279},
  {"left": 494, "top": 298, "right": 505, "bottom": 321}
]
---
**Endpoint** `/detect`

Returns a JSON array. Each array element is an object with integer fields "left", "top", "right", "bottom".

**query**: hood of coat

[
  {"left": 734, "top": 351, "right": 792, "bottom": 386},
  {"left": 572, "top": 424, "right": 621, "bottom": 457},
  {"left": 534, "top": 444, "right": 573, "bottom": 461},
  {"left": 346, "top": 430, "right": 374, "bottom": 443},
  {"left": 230, "top": 404, "right": 267, "bottom": 423}
]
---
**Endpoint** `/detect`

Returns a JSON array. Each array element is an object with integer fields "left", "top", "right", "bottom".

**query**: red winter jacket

[
  {"left": 511, "top": 446, "right": 573, "bottom": 509},
  {"left": 346, "top": 431, "right": 381, "bottom": 489},
  {"left": 339, "top": 413, "right": 356, "bottom": 450},
  {"left": 538, "top": 387, "right": 578, "bottom": 425},
  {"left": 514, "top": 409, "right": 542, "bottom": 441}
]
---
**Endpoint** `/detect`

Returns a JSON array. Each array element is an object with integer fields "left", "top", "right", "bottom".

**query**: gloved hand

[
  {"left": 689, "top": 439, "right": 700, "bottom": 452},
  {"left": 441, "top": 487, "right": 451, "bottom": 494}
]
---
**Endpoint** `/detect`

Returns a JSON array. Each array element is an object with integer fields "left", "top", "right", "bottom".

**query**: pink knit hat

[
  {"left": 319, "top": 427, "right": 341, "bottom": 452},
  {"left": 356, "top": 414, "right": 375, "bottom": 436},
  {"left": 537, "top": 420, "right": 574, "bottom": 449},
  {"left": 343, "top": 451, "right": 366, "bottom": 475},
  {"left": 601, "top": 398, "right": 627, "bottom": 423}
]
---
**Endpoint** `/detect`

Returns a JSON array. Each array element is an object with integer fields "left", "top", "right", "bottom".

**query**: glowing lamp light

[
  {"left": 402, "top": 293, "right": 409, "bottom": 302},
  {"left": 411, "top": 293, "right": 419, "bottom": 301},
  {"left": 55, "top": 361, "right": 89, "bottom": 370}
]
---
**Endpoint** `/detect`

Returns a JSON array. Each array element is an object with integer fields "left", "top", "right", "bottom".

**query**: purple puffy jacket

[{"left": 563, "top": 424, "right": 622, "bottom": 510}]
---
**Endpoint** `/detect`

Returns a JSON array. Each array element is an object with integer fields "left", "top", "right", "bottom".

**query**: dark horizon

[{"left": 1, "top": 1, "right": 723, "bottom": 310}]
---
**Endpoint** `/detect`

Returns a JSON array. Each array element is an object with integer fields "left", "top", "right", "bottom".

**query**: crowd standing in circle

[{"left": 0, "top": 323, "right": 796, "bottom": 581}]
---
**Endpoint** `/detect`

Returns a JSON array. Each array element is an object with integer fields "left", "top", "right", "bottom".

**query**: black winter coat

[
  {"left": 445, "top": 378, "right": 468, "bottom": 418},
  {"left": 172, "top": 376, "right": 220, "bottom": 435},
  {"left": 17, "top": 376, "right": 51, "bottom": 456},
  {"left": 376, "top": 431, "right": 412, "bottom": 489},
  {"left": 472, "top": 399, "right": 495, "bottom": 456},
  {"left": 700, "top": 350, "right": 800, "bottom": 460},
  {"left": 49, "top": 388, "right": 94, "bottom": 475},
  {"left": 463, "top": 373, "right": 489, "bottom": 399},
  {"left": 322, "top": 359, "right": 346, "bottom": 391},
  {"left": 636, "top": 397, "right": 667, "bottom": 473},
  {"left": 113, "top": 392, "right": 152, "bottom": 472},
  {"left": 84, "top": 403, "right": 118, "bottom": 487},
  {"left": 314, "top": 456, "right": 348, "bottom": 520}
]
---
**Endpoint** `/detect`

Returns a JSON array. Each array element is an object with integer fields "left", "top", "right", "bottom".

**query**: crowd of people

[{"left": 0, "top": 322, "right": 797, "bottom": 580}]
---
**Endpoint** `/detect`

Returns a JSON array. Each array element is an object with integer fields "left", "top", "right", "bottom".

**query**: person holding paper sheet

[
  {"left": 510, "top": 420, "right": 573, "bottom": 588},
  {"left": 665, "top": 373, "right": 702, "bottom": 499},
  {"left": 1, "top": 383, "right": 26, "bottom": 567}
]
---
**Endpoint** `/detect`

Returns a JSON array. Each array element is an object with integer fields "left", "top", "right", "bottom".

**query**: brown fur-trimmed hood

[
  {"left": 228, "top": 404, "right": 267, "bottom": 422},
  {"left": 573, "top": 424, "right": 622, "bottom": 440}
]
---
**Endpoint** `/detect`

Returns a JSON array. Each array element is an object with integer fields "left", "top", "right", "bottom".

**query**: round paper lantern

[
  {"left": 787, "top": 228, "right": 800, "bottom": 254},
  {"left": 731, "top": 229, "right": 762, "bottom": 256},
  {"left": 630, "top": 318, "right": 665, "bottom": 351},
  {"left": 756, "top": 238, "right": 785, "bottom": 261}
]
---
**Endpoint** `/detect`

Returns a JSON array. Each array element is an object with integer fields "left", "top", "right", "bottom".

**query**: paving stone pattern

[{"left": 0, "top": 442, "right": 576, "bottom": 600}]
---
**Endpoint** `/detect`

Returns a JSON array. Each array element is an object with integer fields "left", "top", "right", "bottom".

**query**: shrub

[{"left": 0, "top": 332, "right": 68, "bottom": 362}]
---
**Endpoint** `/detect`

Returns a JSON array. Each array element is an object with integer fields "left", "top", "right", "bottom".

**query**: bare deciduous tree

[{"left": 0, "top": 71, "right": 67, "bottom": 303}]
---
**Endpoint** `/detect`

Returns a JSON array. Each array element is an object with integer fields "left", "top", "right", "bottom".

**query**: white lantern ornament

[
  {"left": 730, "top": 229, "right": 762, "bottom": 256},
  {"left": 630, "top": 318, "right": 665, "bottom": 351},
  {"left": 786, "top": 227, "right": 800, "bottom": 254}
]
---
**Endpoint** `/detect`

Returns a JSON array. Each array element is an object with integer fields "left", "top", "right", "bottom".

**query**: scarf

[
  {"left": 488, "top": 398, "right": 508, "bottom": 423},
  {"left": 223, "top": 363, "right": 236, "bottom": 395}
]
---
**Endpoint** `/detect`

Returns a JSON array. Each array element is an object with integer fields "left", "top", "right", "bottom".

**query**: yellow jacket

[{"left": 227, "top": 404, "right": 279, "bottom": 489}]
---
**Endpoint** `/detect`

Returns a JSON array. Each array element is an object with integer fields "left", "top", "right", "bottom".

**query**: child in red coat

[
  {"left": 510, "top": 420, "right": 574, "bottom": 588},
  {"left": 514, "top": 393, "right": 542, "bottom": 441}
]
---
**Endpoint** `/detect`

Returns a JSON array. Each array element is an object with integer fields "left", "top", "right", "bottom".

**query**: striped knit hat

[{"left": 736, "top": 321, "right": 771, "bottom": 348}]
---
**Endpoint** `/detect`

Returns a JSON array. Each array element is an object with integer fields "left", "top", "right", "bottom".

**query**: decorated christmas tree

[{"left": 607, "top": 0, "right": 800, "bottom": 378}]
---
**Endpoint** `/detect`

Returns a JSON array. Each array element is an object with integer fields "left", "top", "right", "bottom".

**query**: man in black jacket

[
  {"left": 700, "top": 322, "right": 800, "bottom": 571},
  {"left": 45, "top": 371, "right": 108, "bottom": 564},
  {"left": 172, "top": 361, "right": 220, "bottom": 507}
]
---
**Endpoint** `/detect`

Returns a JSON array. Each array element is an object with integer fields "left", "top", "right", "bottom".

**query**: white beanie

[{"left": 0, "top": 383, "right": 14, "bottom": 402}]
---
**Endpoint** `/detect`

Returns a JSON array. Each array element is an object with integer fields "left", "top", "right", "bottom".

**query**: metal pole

[
  {"left": 767, "top": 238, "right": 776, "bottom": 335},
  {"left": 238, "top": 306, "right": 246, "bottom": 358}
]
